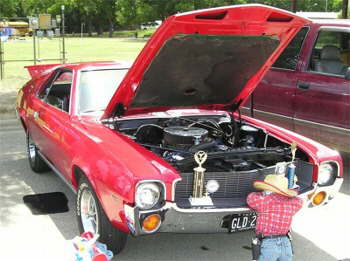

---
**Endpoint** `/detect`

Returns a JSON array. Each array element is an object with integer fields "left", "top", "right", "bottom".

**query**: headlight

[
  {"left": 318, "top": 162, "right": 337, "bottom": 186},
  {"left": 135, "top": 183, "right": 161, "bottom": 209}
]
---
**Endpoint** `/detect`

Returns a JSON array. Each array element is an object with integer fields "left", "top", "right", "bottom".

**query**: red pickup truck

[{"left": 243, "top": 20, "right": 350, "bottom": 152}]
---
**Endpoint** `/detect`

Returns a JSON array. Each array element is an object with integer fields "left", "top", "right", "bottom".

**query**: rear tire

[
  {"left": 76, "top": 176, "right": 128, "bottom": 254},
  {"left": 26, "top": 132, "right": 50, "bottom": 173}
]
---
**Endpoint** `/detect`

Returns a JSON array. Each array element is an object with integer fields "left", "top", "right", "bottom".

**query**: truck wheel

[
  {"left": 76, "top": 176, "right": 128, "bottom": 254},
  {"left": 26, "top": 132, "right": 50, "bottom": 173}
]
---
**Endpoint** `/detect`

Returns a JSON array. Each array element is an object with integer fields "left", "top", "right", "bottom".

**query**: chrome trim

[
  {"left": 172, "top": 178, "right": 182, "bottom": 201},
  {"left": 37, "top": 151, "right": 77, "bottom": 194},
  {"left": 135, "top": 180, "right": 166, "bottom": 209},
  {"left": 241, "top": 107, "right": 292, "bottom": 122},
  {"left": 130, "top": 202, "right": 255, "bottom": 235},
  {"left": 307, "top": 177, "right": 343, "bottom": 207},
  {"left": 294, "top": 117, "right": 350, "bottom": 135},
  {"left": 263, "top": 132, "right": 268, "bottom": 148},
  {"left": 318, "top": 160, "right": 340, "bottom": 186},
  {"left": 170, "top": 203, "right": 251, "bottom": 213},
  {"left": 242, "top": 107, "right": 350, "bottom": 135}
]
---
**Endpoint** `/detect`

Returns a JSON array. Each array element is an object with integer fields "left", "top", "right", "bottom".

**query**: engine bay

[{"left": 114, "top": 113, "right": 309, "bottom": 173}]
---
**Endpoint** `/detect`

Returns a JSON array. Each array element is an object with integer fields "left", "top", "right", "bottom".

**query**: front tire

[
  {"left": 26, "top": 132, "right": 50, "bottom": 173},
  {"left": 76, "top": 176, "right": 128, "bottom": 254}
]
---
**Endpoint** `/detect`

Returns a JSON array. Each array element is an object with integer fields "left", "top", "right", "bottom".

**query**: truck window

[
  {"left": 309, "top": 30, "right": 350, "bottom": 76},
  {"left": 272, "top": 27, "right": 308, "bottom": 70}
]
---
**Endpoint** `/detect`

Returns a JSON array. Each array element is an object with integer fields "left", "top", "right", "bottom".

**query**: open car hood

[{"left": 102, "top": 4, "right": 310, "bottom": 119}]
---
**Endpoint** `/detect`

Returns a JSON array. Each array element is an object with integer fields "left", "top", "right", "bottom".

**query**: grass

[{"left": 0, "top": 36, "right": 147, "bottom": 117}]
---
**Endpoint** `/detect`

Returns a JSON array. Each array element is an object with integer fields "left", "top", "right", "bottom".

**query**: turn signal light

[
  {"left": 142, "top": 214, "right": 161, "bottom": 233},
  {"left": 312, "top": 191, "right": 327, "bottom": 206}
]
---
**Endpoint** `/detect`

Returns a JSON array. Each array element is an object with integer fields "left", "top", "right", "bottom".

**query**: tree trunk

[
  {"left": 87, "top": 20, "right": 93, "bottom": 37},
  {"left": 97, "top": 23, "right": 103, "bottom": 36},
  {"left": 291, "top": 0, "right": 297, "bottom": 12},
  {"left": 342, "top": 0, "right": 348, "bottom": 19},
  {"left": 108, "top": 21, "right": 114, "bottom": 38}
]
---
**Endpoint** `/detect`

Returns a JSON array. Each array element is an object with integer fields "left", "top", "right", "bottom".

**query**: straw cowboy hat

[{"left": 253, "top": 174, "right": 298, "bottom": 197}]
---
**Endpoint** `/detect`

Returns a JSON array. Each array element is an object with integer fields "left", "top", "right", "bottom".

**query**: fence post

[
  {"left": 61, "top": 5, "right": 66, "bottom": 64},
  {"left": 33, "top": 29, "right": 37, "bottom": 65}
]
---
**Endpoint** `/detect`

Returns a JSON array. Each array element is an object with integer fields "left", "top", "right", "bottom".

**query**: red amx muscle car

[{"left": 16, "top": 5, "right": 344, "bottom": 254}]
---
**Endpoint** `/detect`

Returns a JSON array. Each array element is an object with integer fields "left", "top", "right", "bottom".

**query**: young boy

[{"left": 247, "top": 174, "right": 303, "bottom": 261}]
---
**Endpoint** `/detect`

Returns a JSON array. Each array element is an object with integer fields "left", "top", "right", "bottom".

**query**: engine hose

[{"left": 189, "top": 140, "right": 217, "bottom": 153}]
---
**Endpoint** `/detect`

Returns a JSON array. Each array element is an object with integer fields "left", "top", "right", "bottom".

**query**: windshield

[{"left": 78, "top": 69, "right": 128, "bottom": 113}]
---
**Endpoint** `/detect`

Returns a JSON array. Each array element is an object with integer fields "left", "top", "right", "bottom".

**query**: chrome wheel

[
  {"left": 27, "top": 135, "right": 36, "bottom": 161},
  {"left": 26, "top": 132, "right": 50, "bottom": 173},
  {"left": 80, "top": 188, "right": 99, "bottom": 234}
]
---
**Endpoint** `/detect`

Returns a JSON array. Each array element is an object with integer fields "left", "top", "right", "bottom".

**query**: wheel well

[
  {"left": 20, "top": 117, "right": 27, "bottom": 132},
  {"left": 72, "top": 166, "right": 84, "bottom": 189}
]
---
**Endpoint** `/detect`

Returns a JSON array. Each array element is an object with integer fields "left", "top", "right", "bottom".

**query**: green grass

[{"left": 0, "top": 37, "right": 147, "bottom": 116}]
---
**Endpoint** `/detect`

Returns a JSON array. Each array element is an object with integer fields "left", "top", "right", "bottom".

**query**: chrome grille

[{"left": 175, "top": 166, "right": 275, "bottom": 200}]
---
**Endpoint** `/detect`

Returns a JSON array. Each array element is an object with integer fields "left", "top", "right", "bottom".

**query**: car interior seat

[{"left": 314, "top": 45, "right": 348, "bottom": 76}]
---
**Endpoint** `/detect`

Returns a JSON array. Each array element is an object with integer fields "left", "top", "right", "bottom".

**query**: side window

[
  {"left": 309, "top": 29, "right": 350, "bottom": 76},
  {"left": 39, "top": 70, "right": 73, "bottom": 112},
  {"left": 273, "top": 27, "right": 308, "bottom": 70}
]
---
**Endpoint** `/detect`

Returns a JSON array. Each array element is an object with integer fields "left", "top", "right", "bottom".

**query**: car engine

[
  {"left": 117, "top": 114, "right": 307, "bottom": 172},
  {"left": 114, "top": 113, "right": 313, "bottom": 208}
]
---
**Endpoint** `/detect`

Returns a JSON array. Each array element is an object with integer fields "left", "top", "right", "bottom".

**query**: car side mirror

[{"left": 345, "top": 67, "right": 350, "bottom": 80}]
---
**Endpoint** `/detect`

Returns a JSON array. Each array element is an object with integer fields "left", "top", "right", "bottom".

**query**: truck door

[{"left": 294, "top": 26, "right": 350, "bottom": 151}]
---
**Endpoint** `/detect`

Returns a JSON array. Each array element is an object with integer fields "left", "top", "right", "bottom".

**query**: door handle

[
  {"left": 297, "top": 81, "right": 310, "bottom": 90},
  {"left": 33, "top": 111, "right": 39, "bottom": 119}
]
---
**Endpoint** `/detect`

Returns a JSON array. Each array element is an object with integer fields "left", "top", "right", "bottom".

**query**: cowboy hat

[{"left": 253, "top": 174, "right": 298, "bottom": 197}]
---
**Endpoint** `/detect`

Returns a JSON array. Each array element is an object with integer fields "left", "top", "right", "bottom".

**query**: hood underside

[
  {"left": 103, "top": 4, "right": 310, "bottom": 119},
  {"left": 130, "top": 35, "right": 279, "bottom": 108}
]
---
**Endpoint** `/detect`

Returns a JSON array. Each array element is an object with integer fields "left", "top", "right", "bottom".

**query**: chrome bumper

[
  {"left": 124, "top": 202, "right": 254, "bottom": 236},
  {"left": 123, "top": 177, "right": 344, "bottom": 235},
  {"left": 298, "top": 177, "right": 343, "bottom": 207}
]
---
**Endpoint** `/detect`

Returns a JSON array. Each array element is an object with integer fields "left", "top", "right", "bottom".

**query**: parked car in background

[
  {"left": 140, "top": 20, "right": 161, "bottom": 30},
  {"left": 16, "top": 5, "right": 344, "bottom": 255},
  {"left": 242, "top": 20, "right": 350, "bottom": 152}
]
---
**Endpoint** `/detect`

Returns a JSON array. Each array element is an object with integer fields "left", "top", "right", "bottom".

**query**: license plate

[{"left": 221, "top": 212, "right": 257, "bottom": 232}]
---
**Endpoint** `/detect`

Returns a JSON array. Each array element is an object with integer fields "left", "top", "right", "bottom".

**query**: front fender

[{"left": 69, "top": 119, "right": 179, "bottom": 230}]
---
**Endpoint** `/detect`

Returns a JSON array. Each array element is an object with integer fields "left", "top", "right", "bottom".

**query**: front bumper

[
  {"left": 124, "top": 177, "right": 344, "bottom": 236},
  {"left": 301, "top": 177, "right": 344, "bottom": 207},
  {"left": 124, "top": 202, "right": 253, "bottom": 236}
]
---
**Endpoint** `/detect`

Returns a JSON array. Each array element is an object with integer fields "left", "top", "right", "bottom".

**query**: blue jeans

[{"left": 258, "top": 236, "right": 293, "bottom": 261}]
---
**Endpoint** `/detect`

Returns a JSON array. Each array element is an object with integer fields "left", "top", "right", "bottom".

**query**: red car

[
  {"left": 243, "top": 19, "right": 350, "bottom": 152},
  {"left": 16, "top": 5, "right": 344, "bottom": 254}
]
